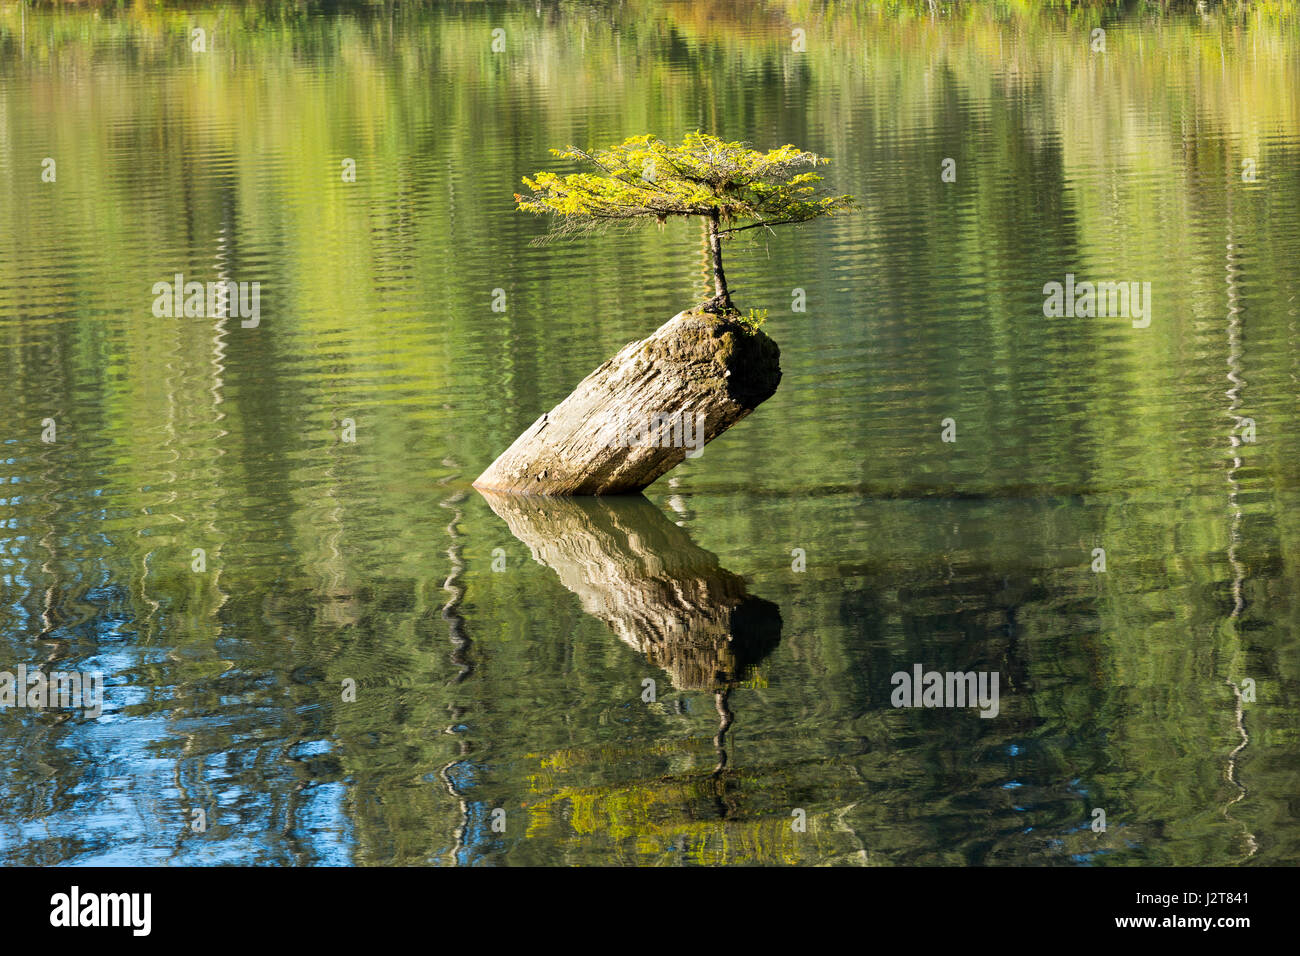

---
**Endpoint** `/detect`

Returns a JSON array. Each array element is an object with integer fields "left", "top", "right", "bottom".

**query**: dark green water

[{"left": 1, "top": 1, "right": 1298, "bottom": 865}]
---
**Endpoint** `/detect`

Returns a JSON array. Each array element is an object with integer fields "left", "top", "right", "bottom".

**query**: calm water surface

[{"left": 1, "top": 1, "right": 1298, "bottom": 865}]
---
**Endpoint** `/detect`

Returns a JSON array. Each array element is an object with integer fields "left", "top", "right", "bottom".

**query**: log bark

[
  {"left": 473, "top": 308, "right": 781, "bottom": 495},
  {"left": 479, "top": 491, "right": 782, "bottom": 690}
]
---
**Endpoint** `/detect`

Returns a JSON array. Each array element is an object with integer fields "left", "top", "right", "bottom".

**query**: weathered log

[
  {"left": 479, "top": 491, "right": 782, "bottom": 690},
  {"left": 473, "top": 308, "right": 781, "bottom": 495}
]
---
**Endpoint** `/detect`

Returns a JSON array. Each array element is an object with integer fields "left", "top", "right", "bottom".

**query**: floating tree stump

[{"left": 473, "top": 308, "right": 781, "bottom": 495}]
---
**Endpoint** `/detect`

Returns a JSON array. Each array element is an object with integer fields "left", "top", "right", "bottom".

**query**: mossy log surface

[
  {"left": 473, "top": 309, "right": 781, "bottom": 495},
  {"left": 480, "top": 491, "right": 781, "bottom": 690}
]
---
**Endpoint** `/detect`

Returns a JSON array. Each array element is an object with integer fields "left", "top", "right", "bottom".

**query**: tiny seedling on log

[{"left": 515, "top": 131, "right": 855, "bottom": 313}]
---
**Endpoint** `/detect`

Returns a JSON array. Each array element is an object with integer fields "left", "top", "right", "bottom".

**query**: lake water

[{"left": 1, "top": 1, "right": 1297, "bottom": 866}]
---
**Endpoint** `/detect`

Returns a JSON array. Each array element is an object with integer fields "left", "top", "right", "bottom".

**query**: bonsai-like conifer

[{"left": 515, "top": 132, "right": 855, "bottom": 312}]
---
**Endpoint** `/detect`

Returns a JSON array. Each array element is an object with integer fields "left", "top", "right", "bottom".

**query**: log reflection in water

[
  {"left": 478, "top": 491, "right": 781, "bottom": 693},
  {"left": 481, "top": 490, "right": 781, "bottom": 790}
]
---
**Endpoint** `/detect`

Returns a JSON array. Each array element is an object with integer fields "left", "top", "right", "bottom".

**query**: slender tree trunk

[{"left": 707, "top": 209, "right": 731, "bottom": 309}]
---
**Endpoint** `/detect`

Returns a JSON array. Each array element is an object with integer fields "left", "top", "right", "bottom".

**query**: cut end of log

[{"left": 473, "top": 308, "right": 782, "bottom": 495}]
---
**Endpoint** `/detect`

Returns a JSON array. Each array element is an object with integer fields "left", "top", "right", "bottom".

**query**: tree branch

[{"left": 717, "top": 216, "right": 817, "bottom": 235}]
